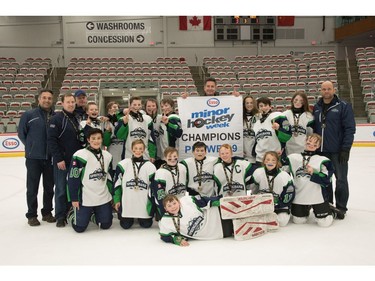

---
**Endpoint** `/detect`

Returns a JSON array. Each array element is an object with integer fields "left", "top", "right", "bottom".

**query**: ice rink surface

[{"left": 0, "top": 147, "right": 374, "bottom": 280}]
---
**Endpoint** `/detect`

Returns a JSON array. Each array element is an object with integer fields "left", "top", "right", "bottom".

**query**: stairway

[
  {"left": 50, "top": 67, "right": 67, "bottom": 103},
  {"left": 336, "top": 60, "right": 366, "bottom": 119},
  {"left": 189, "top": 66, "right": 205, "bottom": 95}
]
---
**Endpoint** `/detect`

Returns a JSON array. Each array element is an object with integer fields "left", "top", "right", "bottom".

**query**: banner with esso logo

[
  {"left": 0, "top": 133, "right": 25, "bottom": 155},
  {"left": 177, "top": 96, "right": 243, "bottom": 160}
]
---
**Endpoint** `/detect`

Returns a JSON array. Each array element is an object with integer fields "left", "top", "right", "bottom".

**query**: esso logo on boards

[{"left": 2, "top": 138, "right": 20, "bottom": 150}]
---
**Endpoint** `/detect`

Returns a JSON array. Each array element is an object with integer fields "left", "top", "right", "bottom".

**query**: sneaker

[
  {"left": 56, "top": 219, "right": 67, "bottom": 228},
  {"left": 42, "top": 213, "right": 56, "bottom": 223},
  {"left": 28, "top": 217, "right": 41, "bottom": 226}
]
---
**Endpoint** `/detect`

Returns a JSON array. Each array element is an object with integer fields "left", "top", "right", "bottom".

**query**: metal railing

[{"left": 345, "top": 46, "right": 354, "bottom": 106}]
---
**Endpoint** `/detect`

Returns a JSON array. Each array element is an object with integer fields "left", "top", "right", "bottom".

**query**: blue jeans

[
  {"left": 25, "top": 159, "right": 54, "bottom": 219},
  {"left": 53, "top": 164, "right": 70, "bottom": 221},
  {"left": 322, "top": 153, "right": 349, "bottom": 212}
]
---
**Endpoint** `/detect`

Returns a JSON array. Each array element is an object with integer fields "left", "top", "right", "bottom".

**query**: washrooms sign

[{"left": 85, "top": 20, "right": 151, "bottom": 46}]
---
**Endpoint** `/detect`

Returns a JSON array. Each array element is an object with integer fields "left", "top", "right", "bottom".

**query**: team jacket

[
  {"left": 213, "top": 158, "right": 255, "bottom": 197},
  {"left": 251, "top": 167, "right": 295, "bottom": 210},
  {"left": 153, "top": 163, "right": 188, "bottom": 215},
  {"left": 115, "top": 113, "right": 156, "bottom": 160},
  {"left": 158, "top": 113, "right": 183, "bottom": 160},
  {"left": 113, "top": 158, "right": 156, "bottom": 219},
  {"left": 253, "top": 111, "right": 292, "bottom": 162},
  {"left": 48, "top": 109, "right": 83, "bottom": 165},
  {"left": 159, "top": 195, "right": 223, "bottom": 245},
  {"left": 180, "top": 156, "right": 219, "bottom": 197},
  {"left": 287, "top": 153, "right": 333, "bottom": 205},
  {"left": 312, "top": 95, "right": 356, "bottom": 153},
  {"left": 284, "top": 110, "right": 314, "bottom": 155},
  {"left": 18, "top": 106, "right": 55, "bottom": 160},
  {"left": 67, "top": 148, "right": 113, "bottom": 207}
]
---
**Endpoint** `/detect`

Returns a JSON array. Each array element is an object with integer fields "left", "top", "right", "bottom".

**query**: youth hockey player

[
  {"left": 242, "top": 95, "right": 260, "bottom": 163},
  {"left": 284, "top": 91, "right": 314, "bottom": 155},
  {"left": 158, "top": 98, "right": 183, "bottom": 162},
  {"left": 213, "top": 144, "right": 255, "bottom": 237},
  {"left": 251, "top": 151, "right": 295, "bottom": 226},
  {"left": 153, "top": 147, "right": 187, "bottom": 217},
  {"left": 287, "top": 133, "right": 341, "bottom": 226},
  {"left": 180, "top": 141, "right": 219, "bottom": 197},
  {"left": 114, "top": 96, "right": 156, "bottom": 161},
  {"left": 253, "top": 97, "right": 291, "bottom": 165},
  {"left": 67, "top": 128, "right": 114, "bottom": 233},
  {"left": 159, "top": 194, "right": 223, "bottom": 246},
  {"left": 113, "top": 139, "right": 156, "bottom": 229}
]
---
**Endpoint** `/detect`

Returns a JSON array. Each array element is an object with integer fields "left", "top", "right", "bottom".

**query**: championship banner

[{"left": 177, "top": 96, "right": 243, "bottom": 160}]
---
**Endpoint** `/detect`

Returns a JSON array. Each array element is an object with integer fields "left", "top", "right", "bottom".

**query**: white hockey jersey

[
  {"left": 115, "top": 113, "right": 156, "bottom": 160},
  {"left": 67, "top": 148, "right": 113, "bottom": 207},
  {"left": 114, "top": 158, "right": 156, "bottom": 218},
  {"left": 243, "top": 114, "right": 259, "bottom": 163},
  {"left": 252, "top": 167, "right": 295, "bottom": 210},
  {"left": 213, "top": 159, "right": 253, "bottom": 197},
  {"left": 158, "top": 113, "right": 182, "bottom": 160},
  {"left": 253, "top": 111, "right": 291, "bottom": 162},
  {"left": 180, "top": 156, "right": 219, "bottom": 197},
  {"left": 284, "top": 110, "right": 314, "bottom": 155},
  {"left": 159, "top": 195, "right": 223, "bottom": 241},
  {"left": 287, "top": 153, "right": 332, "bottom": 205}
]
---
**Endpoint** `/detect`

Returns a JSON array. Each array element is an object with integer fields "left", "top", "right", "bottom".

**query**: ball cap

[{"left": 74, "top": 89, "right": 87, "bottom": 97}]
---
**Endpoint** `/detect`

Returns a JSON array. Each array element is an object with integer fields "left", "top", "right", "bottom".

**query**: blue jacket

[
  {"left": 18, "top": 106, "right": 55, "bottom": 160},
  {"left": 313, "top": 95, "right": 356, "bottom": 153},
  {"left": 47, "top": 109, "right": 83, "bottom": 165}
]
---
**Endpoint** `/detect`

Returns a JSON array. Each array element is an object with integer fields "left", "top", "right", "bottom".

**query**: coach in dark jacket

[
  {"left": 18, "top": 89, "right": 56, "bottom": 226},
  {"left": 313, "top": 81, "right": 356, "bottom": 218},
  {"left": 48, "top": 93, "right": 83, "bottom": 227}
]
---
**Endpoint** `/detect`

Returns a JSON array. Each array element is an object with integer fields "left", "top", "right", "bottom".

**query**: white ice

[{"left": 1, "top": 147, "right": 374, "bottom": 279}]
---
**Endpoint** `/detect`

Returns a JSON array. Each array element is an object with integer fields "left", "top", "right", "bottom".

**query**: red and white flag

[{"left": 179, "top": 16, "right": 212, "bottom": 31}]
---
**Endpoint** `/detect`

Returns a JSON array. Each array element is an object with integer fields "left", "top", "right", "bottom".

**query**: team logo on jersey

[
  {"left": 295, "top": 167, "right": 311, "bottom": 178},
  {"left": 255, "top": 129, "right": 272, "bottom": 141},
  {"left": 291, "top": 125, "right": 307, "bottom": 136},
  {"left": 187, "top": 216, "right": 204, "bottom": 236},
  {"left": 223, "top": 181, "right": 245, "bottom": 194},
  {"left": 282, "top": 119, "right": 290, "bottom": 131},
  {"left": 243, "top": 129, "right": 255, "bottom": 138},
  {"left": 169, "top": 183, "right": 186, "bottom": 196},
  {"left": 89, "top": 168, "right": 106, "bottom": 181},
  {"left": 130, "top": 127, "right": 147, "bottom": 139},
  {"left": 193, "top": 171, "right": 213, "bottom": 183},
  {"left": 154, "top": 129, "right": 160, "bottom": 138},
  {"left": 159, "top": 126, "right": 164, "bottom": 136},
  {"left": 126, "top": 179, "right": 148, "bottom": 190}
]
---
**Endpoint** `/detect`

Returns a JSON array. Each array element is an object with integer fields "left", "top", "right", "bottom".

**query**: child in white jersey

[
  {"left": 153, "top": 147, "right": 188, "bottom": 218},
  {"left": 159, "top": 194, "right": 223, "bottom": 246},
  {"left": 251, "top": 151, "right": 295, "bottom": 226},
  {"left": 180, "top": 141, "right": 219, "bottom": 197},
  {"left": 67, "top": 128, "right": 113, "bottom": 233},
  {"left": 284, "top": 91, "right": 314, "bottom": 155},
  {"left": 286, "top": 133, "right": 341, "bottom": 226},
  {"left": 113, "top": 139, "right": 157, "bottom": 229}
]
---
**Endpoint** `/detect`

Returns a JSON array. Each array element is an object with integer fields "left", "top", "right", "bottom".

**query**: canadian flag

[{"left": 179, "top": 16, "right": 212, "bottom": 31}]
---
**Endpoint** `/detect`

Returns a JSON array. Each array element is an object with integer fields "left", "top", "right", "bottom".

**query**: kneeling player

[
  {"left": 287, "top": 134, "right": 336, "bottom": 227},
  {"left": 67, "top": 128, "right": 114, "bottom": 233},
  {"left": 251, "top": 151, "right": 295, "bottom": 226}
]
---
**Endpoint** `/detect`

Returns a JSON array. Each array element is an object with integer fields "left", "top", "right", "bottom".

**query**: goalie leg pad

[{"left": 220, "top": 194, "right": 274, "bottom": 219}]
